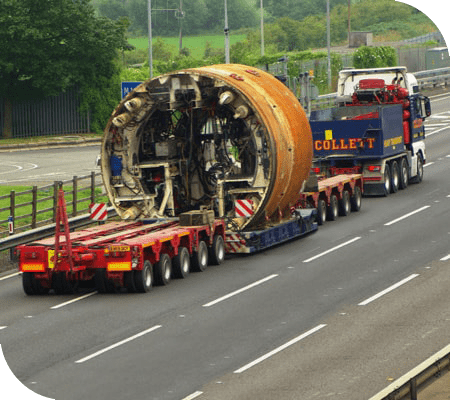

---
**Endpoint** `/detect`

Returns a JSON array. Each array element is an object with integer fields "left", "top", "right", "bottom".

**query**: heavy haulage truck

[{"left": 16, "top": 64, "right": 428, "bottom": 295}]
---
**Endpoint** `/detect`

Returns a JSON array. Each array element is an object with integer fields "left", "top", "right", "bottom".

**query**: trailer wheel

[
  {"left": 410, "top": 153, "right": 424, "bottom": 184},
  {"left": 124, "top": 271, "right": 137, "bottom": 293},
  {"left": 399, "top": 158, "right": 409, "bottom": 190},
  {"left": 53, "top": 272, "right": 76, "bottom": 294},
  {"left": 383, "top": 164, "right": 391, "bottom": 196},
  {"left": 339, "top": 190, "right": 351, "bottom": 216},
  {"left": 390, "top": 161, "right": 399, "bottom": 193},
  {"left": 317, "top": 199, "right": 327, "bottom": 225},
  {"left": 327, "top": 194, "right": 339, "bottom": 221},
  {"left": 154, "top": 253, "right": 172, "bottom": 286},
  {"left": 350, "top": 186, "right": 362, "bottom": 212},
  {"left": 134, "top": 260, "right": 153, "bottom": 293},
  {"left": 22, "top": 273, "right": 48, "bottom": 295},
  {"left": 209, "top": 234, "right": 225, "bottom": 265},
  {"left": 191, "top": 241, "right": 209, "bottom": 272},
  {"left": 173, "top": 247, "right": 190, "bottom": 279}
]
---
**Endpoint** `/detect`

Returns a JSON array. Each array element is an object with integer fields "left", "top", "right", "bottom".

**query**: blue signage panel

[{"left": 121, "top": 81, "right": 143, "bottom": 98}]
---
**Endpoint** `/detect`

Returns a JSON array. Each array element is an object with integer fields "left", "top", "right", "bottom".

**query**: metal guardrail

[
  {"left": 369, "top": 344, "right": 450, "bottom": 400},
  {"left": 311, "top": 67, "right": 450, "bottom": 111},
  {"left": 0, "top": 207, "right": 117, "bottom": 253}
]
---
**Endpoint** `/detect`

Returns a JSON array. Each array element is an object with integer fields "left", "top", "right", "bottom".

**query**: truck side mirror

[{"left": 423, "top": 96, "right": 431, "bottom": 118}]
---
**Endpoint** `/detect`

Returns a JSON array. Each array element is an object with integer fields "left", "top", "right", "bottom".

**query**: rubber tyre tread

[
  {"left": 327, "top": 194, "right": 338, "bottom": 221},
  {"left": 191, "top": 241, "right": 208, "bottom": 272},
  {"left": 399, "top": 158, "right": 408, "bottom": 190},
  {"left": 154, "top": 253, "right": 172, "bottom": 286},
  {"left": 134, "top": 260, "right": 153, "bottom": 293},
  {"left": 317, "top": 199, "right": 327, "bottom": 225},
  {"left": 173, "top": 247, "right": 190, "bottom": 279},
  {"left": 383, "top": 164, "right": 391, "bottom": 197},
  {"left": 339, "top": 190, "right": 351, "bottom": 216},
  {"left": 209, "top": 234, "right": 225, "bottom": 265},
  {"left": 350, "top": 186, "right": 362, "bottom": 212},
  {"left": 390, "top": 161, "right": 399, "bottom": 193}
]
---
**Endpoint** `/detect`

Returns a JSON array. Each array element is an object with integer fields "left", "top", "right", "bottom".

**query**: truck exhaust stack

[{"left": 101, "top": 64, "right": 313, "bottom": 230}]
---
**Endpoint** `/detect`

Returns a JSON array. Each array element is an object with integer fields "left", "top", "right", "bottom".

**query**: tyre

[
  {"left": 124, "top": 271, "right": 136, "bottom": 293},
  {"left": 399, "top": 158, "right": 409, "bottom": 190},
  {"left": 23, "top": 273, "right": 36, "bottom": 295},
  {"left": 410, "top": 153, "right": 424, "bottom": 184},
  {"left": 390, "top": 161, "right": 399, "bottom": 193},
  {"left": 209, "top": 234, "right": 225, "bottom": 265},
  {"left": 317, "top": 199, "right": 327, "bottom": 225},
  {"left": 53, "top": 271, "right": 76, "bottom": 294},
  {"left": 327, "top": 194, "right": 339, "bottom": 221},
  {"left": 173, "top": 247, "right": 190, "bottom": 279},
  {"left": 338, "top": 190, "right": 351, "bottom": 216},
  {"left": 191, "top": 240, "right": 208, "bottom": 272},
  {"left": 94, "top": 269, "right": 108, "bottom": 293},
  {"left": 134, "top": 260, "right": 153, "bottom": 293},
  {"left": 350, "top": 186, "right": 362, "bottom": 212},
  {"left": 154, "top": 253, "right": 172, "bottom": 286},
  {"left": 383, "top": 164, "right": 391, "bottom": 196}
]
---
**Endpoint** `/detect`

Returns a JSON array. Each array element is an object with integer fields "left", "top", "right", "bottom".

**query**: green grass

[
  {"left": 0, "top": 186, "right": 108, "bottom": 232},
  {"left": 128, "top": 34, "right": 247, "bottom": 59}
]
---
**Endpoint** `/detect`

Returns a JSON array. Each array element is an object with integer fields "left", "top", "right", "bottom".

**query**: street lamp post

[
  {"left": 224, "top": 0, "right": 230, "bottom": 63},
  {"left": 327, "top": 0, "right": 331, "bottom": 88},
  {"left": 260, "top": 0, "right": 264, "bottom": 57},
  {"left": 148, "top": 0, "right": 153, "bottom": 78}
]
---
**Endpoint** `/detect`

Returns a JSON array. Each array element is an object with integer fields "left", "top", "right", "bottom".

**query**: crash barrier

[
  {"left": 369, "top": 343, "right": 450, "bottom": 400},
  {"left": 0, "top": 172, "right": 104, "bottom": 236}
]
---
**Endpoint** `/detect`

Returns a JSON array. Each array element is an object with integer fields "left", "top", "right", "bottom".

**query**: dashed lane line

[{"left": 358, "top": 274, "right": 419, "bottom": 306}]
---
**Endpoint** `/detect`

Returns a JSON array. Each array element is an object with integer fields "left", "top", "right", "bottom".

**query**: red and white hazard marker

[
  {"left": 90, "top": 203, "right": 108, "bottom": 221},
  {"left": 235, "top": 199, "right": 254, "bottom": 218}
]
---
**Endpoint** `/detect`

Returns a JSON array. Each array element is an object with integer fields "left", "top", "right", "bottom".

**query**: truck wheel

[
  {"left": 173, "top": 247, "right": 190, "bottom": 279},
  {"left": 191, "top": 241, "right": 208, "bottom": 272},
  {"left": 23, "top": 273, "right": 48, "bottom": 295},
  {"left": 124, "top": 271, "right": 137, "bottom": 293},
  {"left": 410, "top": 154, "right": 424, "bottom": 184},
  {"left": 399, "top": 158, "right": 409, "bottom": 190},
  {"left": 134, "top": 260, "right": 153, "bottom": 293},
  {"left": 383, "top": 164, "right": 391, "bottom": 196},
  {"left": 53, "top": 271, "right": 76, "bottom": 294},
  {"left": 327, "top": 194, "right": 339, "bottom": 221},
  {"left": 339, "top": 190, "right": 351, "bottom": 216},
  {"left": 350, "top": 186, "right": 362, "bottom": 212},
  {"left": 154, "top": 253, "right": 172, "bottom": 286},
  {"left": 390, "top": 161, "right": 399, "bottom": 193},
  {"left": 317, "top": 199, "right": 327, "bottom": 225},
  {"left": 209, "top": 234, "right": 225, "bottom": 265}
]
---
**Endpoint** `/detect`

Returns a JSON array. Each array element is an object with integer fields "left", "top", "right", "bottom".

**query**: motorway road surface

[{"left": 0, "top": 92, "right": 449, "bottom": 400}]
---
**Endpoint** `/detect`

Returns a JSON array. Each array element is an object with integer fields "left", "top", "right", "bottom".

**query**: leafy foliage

[
  {"left": 0, "top": 0, "right": 129, "bottom": 134},
  {"left": 353, "top": 46, "right": 397, "bottom": 68}
]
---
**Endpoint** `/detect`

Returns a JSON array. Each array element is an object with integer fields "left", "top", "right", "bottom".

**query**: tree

[{"left": 0, "top": 0, "right": 128, "bottom": 135}]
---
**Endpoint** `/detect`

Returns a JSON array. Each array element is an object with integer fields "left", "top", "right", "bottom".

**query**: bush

[{"left": 353, "top": 46, "right": 397, "bottom": 69}]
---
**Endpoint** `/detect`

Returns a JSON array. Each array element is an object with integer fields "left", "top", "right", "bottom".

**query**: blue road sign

[{"left": 121, "top": 81, "right": 143, "bottom": 98}]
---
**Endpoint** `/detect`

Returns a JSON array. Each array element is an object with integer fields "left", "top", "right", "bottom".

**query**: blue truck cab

[{"left": 310, "top": 67, "right": 431, "bottom": 196}]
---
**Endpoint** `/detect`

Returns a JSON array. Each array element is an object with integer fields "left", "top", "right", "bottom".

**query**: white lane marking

[
  {"left": 234, "top": 324, "right": 327, "bottom": 374},
  {"left": 0, "top": 272, "right": 21, "bottom": 281},
  {"left": 0, "top": 327, "right": 7, "bottom": 331},
  {"left": 384, "top": 206, "right": 430, "bottom": 226},
  {"left": 440, "top": 255, "right": 450, "bottom": 261},
  {"left": 0, "top": 162, "right": 38, "bottom": 175},
  {"left": 182, "top": 391, "right": 203, "bottom": 400},
  {"left": 358, "top": 274, "right": 419, "bottom": 306},
  {"left": 427, "top": 126, "right": 449, "bottom": 136},
  {"left": 203, "top": 274, "right": 278, "bottom": 307},
  {"left": 51, "top": 291, "right": 98, "bottom": 310},
  {"left": 303, "top": 237, "right": 361, "bottom": 263},
  {"left": 423, "top": 162, "right": 434, "bottom": 168},
  {"left": 75, "top": 325, "right": 162, "bottom": 364}
]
